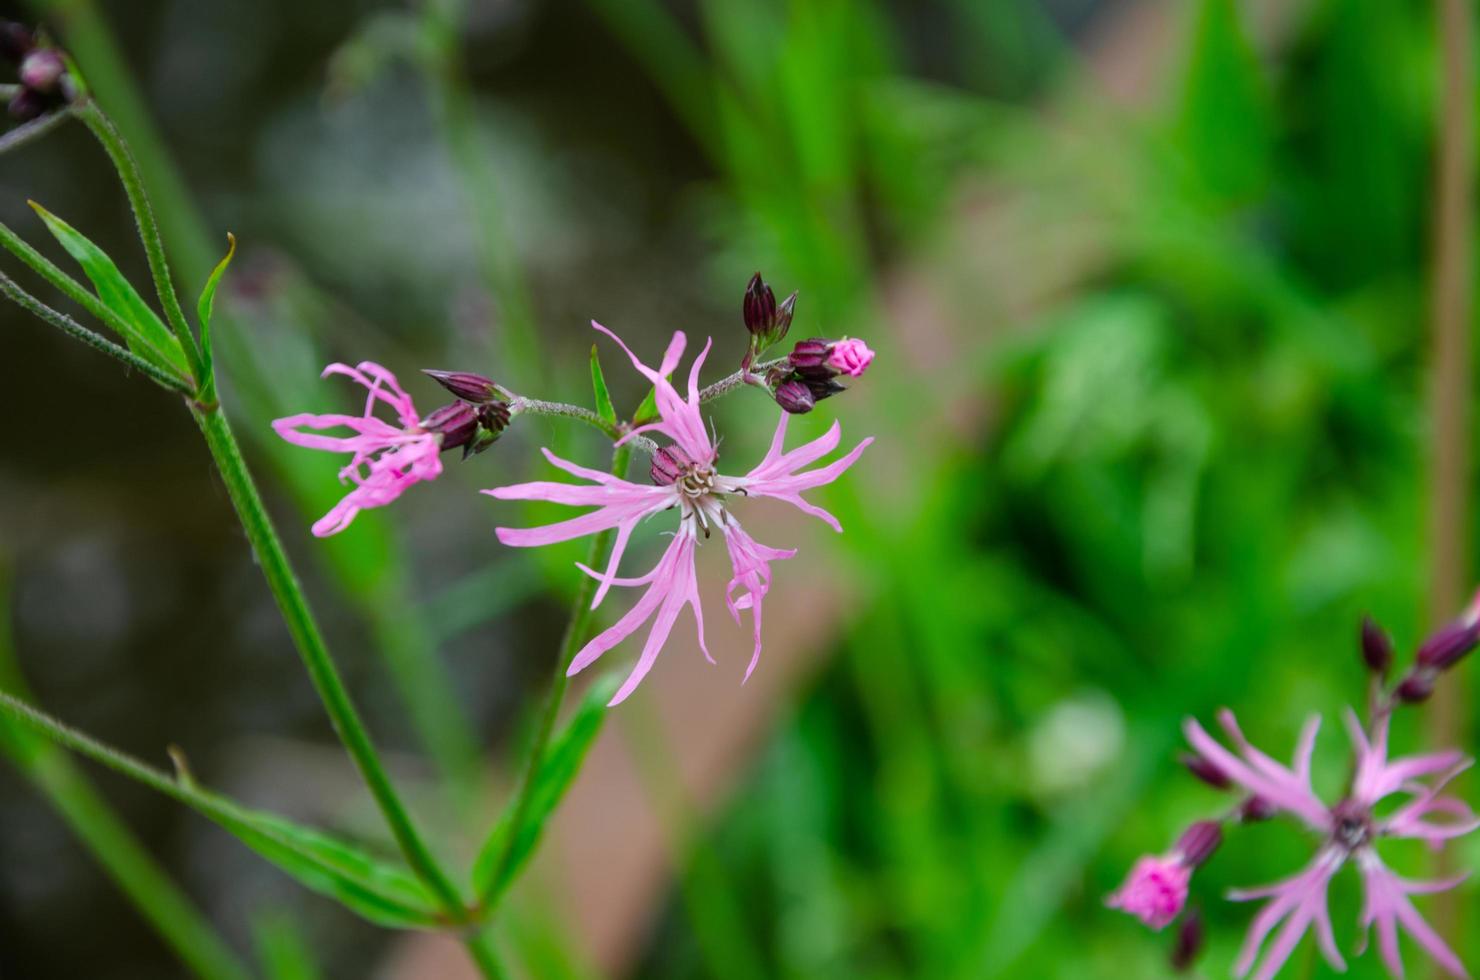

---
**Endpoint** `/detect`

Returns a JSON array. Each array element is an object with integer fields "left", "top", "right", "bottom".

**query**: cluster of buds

[
  {"left": 740, "top": 273, "right": 875, "bottom": 415},
  {"left": 422, "top": 370, "right": 511, "bottom": 458},
  {"left": 1363, "top": 592, "right": 1480, "bottom": 705},
  {"left": 769, "top": 337, "right": 875, "bottom": 414},
  {"left": 1, "top": 23, "right": 72, "bottom": 122}
]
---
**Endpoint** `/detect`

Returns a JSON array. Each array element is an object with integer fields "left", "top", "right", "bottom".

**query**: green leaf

[
  {"left": 196, "top": 232, "right": 236, "bottom": 396},
  {"left": 28, "top": 201, "right": 189, "bottom": 378},
  {"left": 0, "top": 690, "right": 444, "bottom": 929},
  {"left": 590, "top": 344, "right": 618, "bottom": 425},
  {"left": 633, "top": 384, "right": 660, "bottom": 426},
  {"left": 471, "top": 673, "right": 617, "bottom": 900},
  {"left": 1175, "top": 0, "right": 1272, "bottom": 204}
]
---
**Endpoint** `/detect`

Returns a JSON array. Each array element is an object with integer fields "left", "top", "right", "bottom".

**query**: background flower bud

[
  {"left": 1360, "top": 615, "right": 1393, "bottom": 676},
  {"left": 1173, "top": 821, "right": 1221, "bottom": 868},
  {"left": 1179, "top": 752, "right": 1231, "bottom": 790},
  {"left": 19, "top": 48, "right": 64, "bottom": 93},
  {"left": 1239, "top": 796, "right": 1276, "bottom": 822},
  {"left": 7, "top": 86, "right": 44, "bottom": 121},
  {"left": 1396, "top": 671, "right": 1436, "bottom": 703},
  {"left": 774, "top": 379, "right": 815, "bottom": 414},
  {"left": 0, "top": 22, "right": 34, "bottom": 63},
  {"left": 1415, "top": 617, "right": 1480, "bottom": 671},
  {"left": 1170, "top": 908, "right": 1205, "bottom": 973}
]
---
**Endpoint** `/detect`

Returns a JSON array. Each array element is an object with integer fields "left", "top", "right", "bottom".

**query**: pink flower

[
  {"left": 826, "top": 338, "right": 875, "bottom": 377},
  {"left": 1184, "top": 708, "right": 1477, "bottom": 979},
  {"left": 1107, "top": 855, "right": 1191, "bottom": 930},
  {"left": 486, "top": 322, "right": 872, "bottom": 706},
  {"left": 273, "top": 362, "right": 445, "bottom": 537}
]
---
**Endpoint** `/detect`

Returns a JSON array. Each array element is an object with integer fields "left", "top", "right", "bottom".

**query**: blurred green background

[{"left": 1, "top": 0, "right": 1478, "bottom": 977}]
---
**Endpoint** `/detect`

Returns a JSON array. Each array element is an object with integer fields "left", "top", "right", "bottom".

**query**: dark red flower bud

[
  {"left": 1239, "top": 796, "right": 1276, "bottom": 823},
  {"left": 421, "top": 402, "right": 480, "bottom": 452},
  {"left": 743, "top": 273, "right": 776, "bottom": 337},
  {"left": 1360, "top": 615, "right": 1393, "bottom": 677},
  {"left": 0, "top": 23, "right": 34, "bottom": 63},
  {"left": 650, "top": 446, "right": 695, "bottom": 485},
  {"left": 742, "top": 273, "right": 795, "bottom": 358},
  {"left": 6, "top": 86, "right": 44, "bottom": 121},
  {"left": 1396, "top": 671, "right": 1436, "bottom": 704},
  {"left": 18, "top": 48, "right": 64, "bottom": 93},
  {"left": 804, "top": 377, "right": 847, "bottom": 402},
  {"left": 1180, "top": 752, "right": 1231, "bottom": 790},
  {"left": 774, "top": 379, "right": 815, "bottom": 414},
  {"left": 422, "top": 369, "right": 500, "bottom": 404},
  {"left": 478, "top": 400, "right": 510, "bottom": 434},
  {"left": 1174, "top": 821, "right": 1222, "bottom": 868},
  {"left": 787, "top": 338, "right": 832, "bottom": 375},
  {"left": 1171, "top": 907, "right": 1205, "bottom": 973},
  {"left": 1416, "top": 617, "right": 1480, "bottom": 671}
]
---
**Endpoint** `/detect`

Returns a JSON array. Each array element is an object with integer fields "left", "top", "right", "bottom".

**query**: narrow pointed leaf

[
  {"left": 633, "top": 384, "right": 661, "bottom": 426},
  {"left": 590, "top": 344, "right": 617, "bottom": 425},
  {"left": 0, "top": 690, "right": 445, "bottom": 929},
  {"left": 253, "top": 913, "right": 323, "bottom": 980},
  {"left": 28, "top": 201, "right": 189, "bottom": 377},
  {"left": 196, "top": 233, "right": 236, "bottom": 399},
  {"left": 471, "top": 673, "right": 617, "bottom": 899}
]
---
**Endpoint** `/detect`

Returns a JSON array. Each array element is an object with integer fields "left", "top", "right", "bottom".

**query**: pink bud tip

[
  {"left": 1106, "top": 855, "right": 1190, "bottom": 930},
  {"left": 826, "top": 338, "right": 874, "bottom": 377}
]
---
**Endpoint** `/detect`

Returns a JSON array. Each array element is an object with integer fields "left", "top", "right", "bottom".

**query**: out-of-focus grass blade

[
  {"left": 590, "top": 344, "right": 617, "bottom": 425},
  {"left": 471, "top": 673, "right": 617, "bottom": 901},
  {"left": 253, "top": 911, "right": 323, "bottom": 980},
  {"left": 28, "top": 201, "right": 190, "bottom": 377},
  {"left": 1175, "top": 0, "right": 1271, "bottom": 203},
  {"left": 0, "top": 689, "right": 446, "bottom": 929}
]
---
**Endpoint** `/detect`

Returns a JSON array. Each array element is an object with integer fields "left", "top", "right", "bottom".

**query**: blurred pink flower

[
  {"left": 1106, "top": 855, "right": 1191, "bottom": 930},
  {"left": 273, "top": 361, "right": 444, "bottom": 537},
  {"left": 487, "top": 322, "right": 872, "bottom": 705},
  {"left": 827, "top": 337, "right": 875, "bottom": 377},
  {"left": 1184, "top": 709, "right": 1477, "bottom": 979}
]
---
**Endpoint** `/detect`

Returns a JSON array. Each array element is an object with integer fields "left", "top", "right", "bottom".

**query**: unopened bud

[
  {"left": 1360, "top": 616, "right": 1393, "bottom": 677},
  {"left": 421, "top": 402, "right": 480, "bottom": 452},
  {"left": 1396, "top": 671, "right": 1436, "bottom": 704},
  {"left": 18, "top": 48, "right": 64, "bottom": 93},
  {"left": 787, "top": 338, "right": 832, "bottom": 376},
  {"left": 1179, "top": 752, "right": 1231, "bottom": 790},
  {"left": 742, "top": 273, "right": 795, "bottom": 357},
  {"left": 1173, "top": 821, "right": 1221, "bottom": 869},
  {"left": 423, "top": 369, "right": 500, "bottom": 404},
  {"left": 6, "top": 86, "right": 43, "bottom": 121},
  {"left": 1239, "top": 797, "right": 1276, "bottom": 823},
  {"left": 650, "top": 446, "right": 694, "bottom": 485},
  {"left": 773, "top": 379, "right": 815, "bottom": 415},
  {"left": 1170, "top": 907, "right": 1205, "bottom": 973},
  {"left": 804, "top": 376, "right": 847, "bottom": 402},
  {"left": 826, "top": 337, "right": 875, "bottom": 378},
  {"left": 1416, "top": 617, "right": 1480, "bottom": 671},
  {"left": 478, "top": 399, "right": 510, "bottom": 434},
  {"left": 0, "top": 23, "right": 34, "bottom": 63}
]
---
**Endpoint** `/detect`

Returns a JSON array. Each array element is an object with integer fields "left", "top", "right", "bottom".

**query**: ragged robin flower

[{"left": 486, "top": 322, "right": 872, "bottom": 705}]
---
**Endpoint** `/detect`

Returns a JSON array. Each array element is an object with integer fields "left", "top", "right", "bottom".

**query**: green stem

[
  {"left": 477, "top": 443, "right": 632, "bottom": 909},
  {"left": 191, "top": 406, "right": 466, "bottom": 918},
  {"left": 73, "top": 99, "right": 206, "bottom": 385},
  {"left": 0, "top": 271, "right": 194, "bottom": 395},
  {"left": 464, "top": 931, "right": 512, "bottom": 980},
  {"left": 0, "top": 572, "right": 253, "bottom": 980}
]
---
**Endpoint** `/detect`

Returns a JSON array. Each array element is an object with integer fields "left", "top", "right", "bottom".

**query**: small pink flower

[
  {"left": 826, "top": 338, "right": 874, "bottom": 377},
  {"left": 486, "top": 322, "right": 872, "bottom": 705},
  {"left": 1107, "top": 855, "right": 1191, "bottom": 930},
  {"left": 273, "top": 362, "right": 445, "bottom": 537}
]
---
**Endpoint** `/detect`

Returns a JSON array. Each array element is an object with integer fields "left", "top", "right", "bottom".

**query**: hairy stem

[
  {"left": 0, "top": 106, "right": 73, "bottom": 156},
  {"left": 74, "top": 100, "right": 206, "bottom": 385},
  {"left": 476, "top": 442, "right": 633, "bottom": 910},
  {"left": 192, "top": 406, "right": 467, "bottom": 918},
  {"left": 0, "top": 271, "right": 193, "bottom": 395}
]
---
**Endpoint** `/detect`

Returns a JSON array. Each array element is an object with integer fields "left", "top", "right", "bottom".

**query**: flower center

[{"left": 1329, "top": 799, "right": 1373, "bottom": 851}]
